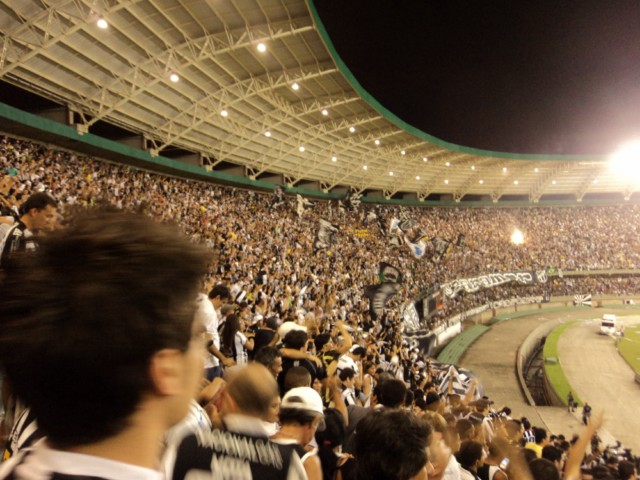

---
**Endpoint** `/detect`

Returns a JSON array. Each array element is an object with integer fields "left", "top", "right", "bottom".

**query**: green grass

[
  {"left": 618, "top": 324, "right": 640, "bottom": 376},
  {"left": 543, "top": 321, "right": 582, "bottom": 406}
]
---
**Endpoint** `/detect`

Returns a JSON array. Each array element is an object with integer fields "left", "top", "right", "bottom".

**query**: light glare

[
  {"left": 511, "top": 229, "right": 525, "bottom": 245},
  {"left": 97, "top": 18, "right": 108, "bottom": 29}
]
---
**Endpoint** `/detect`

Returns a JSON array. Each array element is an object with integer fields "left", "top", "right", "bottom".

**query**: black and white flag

[
  {"left": 314, "top": 219, "right": 338, "bottom": 252},
  {"left": 432, "top": 237, "right": 451, "bottom": 263},
  {"left": 364, "top": 282, "right": 401, "bottom": 320},
  {"left": 379, "top": 262, "right": 403, "bottom": 284},
  {"left": 573, "top": 294, "right": 592, "bottom": 306},
  {"left": 295, "top": 194, "right": 313, "bottom": 217}
]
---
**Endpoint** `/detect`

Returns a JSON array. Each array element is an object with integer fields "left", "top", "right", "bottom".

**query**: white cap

[{"left": 281, "top": 387, "right": 324, "bottom": 416}]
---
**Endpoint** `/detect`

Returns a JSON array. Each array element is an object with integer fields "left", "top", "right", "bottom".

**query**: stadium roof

[{"left": 0, "top": 0, "right": 633, "bottom": 201}]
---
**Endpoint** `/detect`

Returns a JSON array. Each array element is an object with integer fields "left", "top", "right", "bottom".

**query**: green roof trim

[{"left": 307, "top": 0, "right": 603, "bottom": 162}]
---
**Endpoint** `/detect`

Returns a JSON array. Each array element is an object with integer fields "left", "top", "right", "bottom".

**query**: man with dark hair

[
  {"left": 525, "top": 427, "right": 548, "bottom": 458},
  {"left": 278, "top": 330, "right": 323, "bottom": 396},
  {"left": 529, "top": 458, "right": 560, "bottom": 480},
  {"left": 456, "top": 440, "right": 484, "bottom": 480},
  {"left": 0, "top": 211, "right": 208, "bottom": 478},
  {"left": 374, "top": 378, "right": 407, "bottom": 409},
  {"left": 618, "top": 461, "right": 637, "bottom": 480},
  {"left": 542, "top": 445, "right": 565, "bottom": 474},
  {"left": 0, "top": 192, "right": 57, "bottom": 271},
  {"left": 355, "top": 409, "right": 433, "bottom": 480},
  {"left": 171, "top": 364, "right": 306, "bottom": 480},
  {"left": 254, "top": 346, "right": 284, "bottom": 380},
  {"left": 339, "top": 367, "right": 358, "bottom": 406},
  {"left": 251, "top": 315, "right": 279, "bottom": 357},
  {"left": 201, "top": 283, "right": 233, "bottom": 379}
]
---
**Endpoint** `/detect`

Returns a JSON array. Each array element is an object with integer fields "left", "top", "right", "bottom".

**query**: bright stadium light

[
  {"left": 511, "top": 228, "right": 524, "bottom": 245},
  {"left": 610, "top": 141, "right": 640, "bottom": 180}
]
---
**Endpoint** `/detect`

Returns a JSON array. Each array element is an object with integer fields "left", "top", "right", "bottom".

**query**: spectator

[
  {"left": 220, "top": 314, "right": 254, "bottom": 366},
  {"left": 456, "top": 440, "right": 485, "bottom": 480},
  {"left": 171, "top": 364, "right": 306, "bottom": 479},
  {"left": 0, "top": 192, "right": 57, "bottom": 271},
  {"left": 355, "top": 409, "right": 433, "bottom": 480},
  {"left": 254, "top": 346, "right": 284, "bottom": 380},
  {"left": 272, "top": 386, "right": 325, "bottom": 480},
  {"left": 0, "top": 211, "right": 208, "bottom": 477}
]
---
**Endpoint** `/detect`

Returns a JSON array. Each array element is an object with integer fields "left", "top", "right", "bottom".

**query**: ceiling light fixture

[
  {"left": 257, "top": 42, "right": 267, "bottom": 53},
  {"left": 264, "top": 131, "right": 271, "bottom": 137},
  {"left": 349, "top": 126, "right": 356, "bottom": 133},
  {"left": 444, "top": 179, "right": 449, "bottom": 184},
  {"left": 374, "top": 139, "right": 380, "bottom": 145},
  {"left": 514, "top": 180, "right": 519, "bottom": 185},
  {"left": 96, "top": 17, "right": 108, "bottom": 29},
  {"left": 389, "top": 171, "right": 394, "bottom": 176},
  {"left": 291, "top": 82, "right": 300, "bottom": 90},
  {"left": 331, "top": 156, "right": 337, "bottom": 162},
  {"left": 479, "top": 179, "right": 484, "bottom": 184},
  {"left": 423, "top": 157, "right": 428, "bottom": 162},
  {"left": 220, "top": 109, "right": 228, "bottom": 117},
  {"left": 502, "top": 167, "right": 508, "bottom": 173},
  {"left": 322, "top": 109, "right": 329, "bottom": 116},
  {"left": 169, "top": 73, "right": 179, "bottom": 83},
  {"left": 363, "top": 165, "right": 368, "bottom": 170},
  {"left": 416, "top": 175, "right": 420, "bottom": 180},
  {"left": 298, "top": 146, "right": 305, "bottom": 152}
]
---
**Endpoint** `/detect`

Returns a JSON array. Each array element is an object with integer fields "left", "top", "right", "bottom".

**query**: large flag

[
  {"left": 295, "top": 194, "right": 313, "bottom": 217},
  {"left": 438, "top": 365, "right": 471, "bottom": 396},
  {"left": 314, "top": 219, "right": 338, "bottom": 251},
  {"left": 404, "top": 235, "right": 428, "bottom": 259},
  {"left": 379, "top": 262, "right": 403, "bottom": 283},
  {"left": 573, "top": 294, "right": 592, "bottom": 306},
  {"left": 364, "top": 282, "right": 401, "bottom": 320},
  {"left": 431, "top": 237, "right": 451, "bottom": 263}
]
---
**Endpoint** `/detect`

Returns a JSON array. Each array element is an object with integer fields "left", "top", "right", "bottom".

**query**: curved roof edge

[
  {"left": 3, "top": 101, "right": 634, "bottom": 208},
  {"left": 306, "top": 0, "right": 604, "bottom": 163}
]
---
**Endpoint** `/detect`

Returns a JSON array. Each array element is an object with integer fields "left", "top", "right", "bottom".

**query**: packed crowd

[{"left": 1, "top": 135, "right": 639, "bottom": 480}]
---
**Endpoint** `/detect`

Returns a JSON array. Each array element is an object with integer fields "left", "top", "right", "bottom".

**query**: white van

[{"left": 599, "top": 314, "right": 618, "bottom": 335}]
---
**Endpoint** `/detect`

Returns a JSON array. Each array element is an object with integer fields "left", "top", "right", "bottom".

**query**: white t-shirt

[
  {"left": 0, "top": 439, "right": 163, "bottom": 480},
  {"left": 195, "top": 293, "right": 219, "bottom": 368},
  {"left": 336, "top": 354, "right": 358, "bottom": 376},
  {"left": 234, "top": 331, "right": 249, "bottom": 365}
]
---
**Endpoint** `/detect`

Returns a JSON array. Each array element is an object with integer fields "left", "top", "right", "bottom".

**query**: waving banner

[{"left": 441, "top": 270, "right": 548, "bottom": 298}]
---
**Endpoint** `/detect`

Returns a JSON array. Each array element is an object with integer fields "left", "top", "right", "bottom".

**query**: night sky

[{"left": 314, "top": 0, "right": 640, "bottom": 156}]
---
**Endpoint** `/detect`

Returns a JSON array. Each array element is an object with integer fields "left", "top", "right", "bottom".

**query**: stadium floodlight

[
  {"left": 511, "top": 228, "right": 524, "bottom": 245},
  {"left": 610, "top": 141, "right": 640, "bottom": 181}
]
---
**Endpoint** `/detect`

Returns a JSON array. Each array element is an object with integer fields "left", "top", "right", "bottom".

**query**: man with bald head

[{"left": 170, "top": 364, "right": 307, "bottom": 480}]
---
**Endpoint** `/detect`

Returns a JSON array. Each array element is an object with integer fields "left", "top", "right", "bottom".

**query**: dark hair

[
  {"left": 542, "top": 445, "right": 563, "bottom": 463},
  {"left": 351, "top": 346, "right": 366, "bottom": 357},
  {"left": 0, "top": 210, "right": 208, "bottom": 448},
  {"left": 314, "top": 333, "right": 331, "bottom": 351},
  {"left": 284, "top": 329, "right": 308, "bottom": 349},
  {"left": 533, "top": 426, "right": 548, "bottom": 444},
  {"left": 529, "top": 458, "right": 561, "bottom": 480},
  {"left": 456, "top": 419, "right": 475, "bottom": 441},
  {"left": 456, "top": 440, "right": 484, "bottom": 471},
  {"left": 619, "top": 461, "right": 637, "bottom": 480},
  {"left": 355, "top": 409, "right": 431, "bottom": 480},
  {"left": 375, "top": 378, "right": 406, "bottom": 408},
  {"left": 264, "top": 316, "right": 278, "bottom": 330},
  {"left": 20, "top": 192, "right": 57, "bottom": 216},
  {"left": 254, "top": 346, "right": 282, "bottom": 369},
  {"left": 208, "top": 284, "right": 231, "bottom": 301},
  {"left": 339, "top": 367, "right": 355, "bottom": 382},
  {"left": 220, "top": 314, "right": 240, "bottom": 357},
  {"left": 315, "top": 409, "right": 346, "bottom": 480},
  {"left": 278, "top": 407, "right": 318, "bottom": 426}
]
